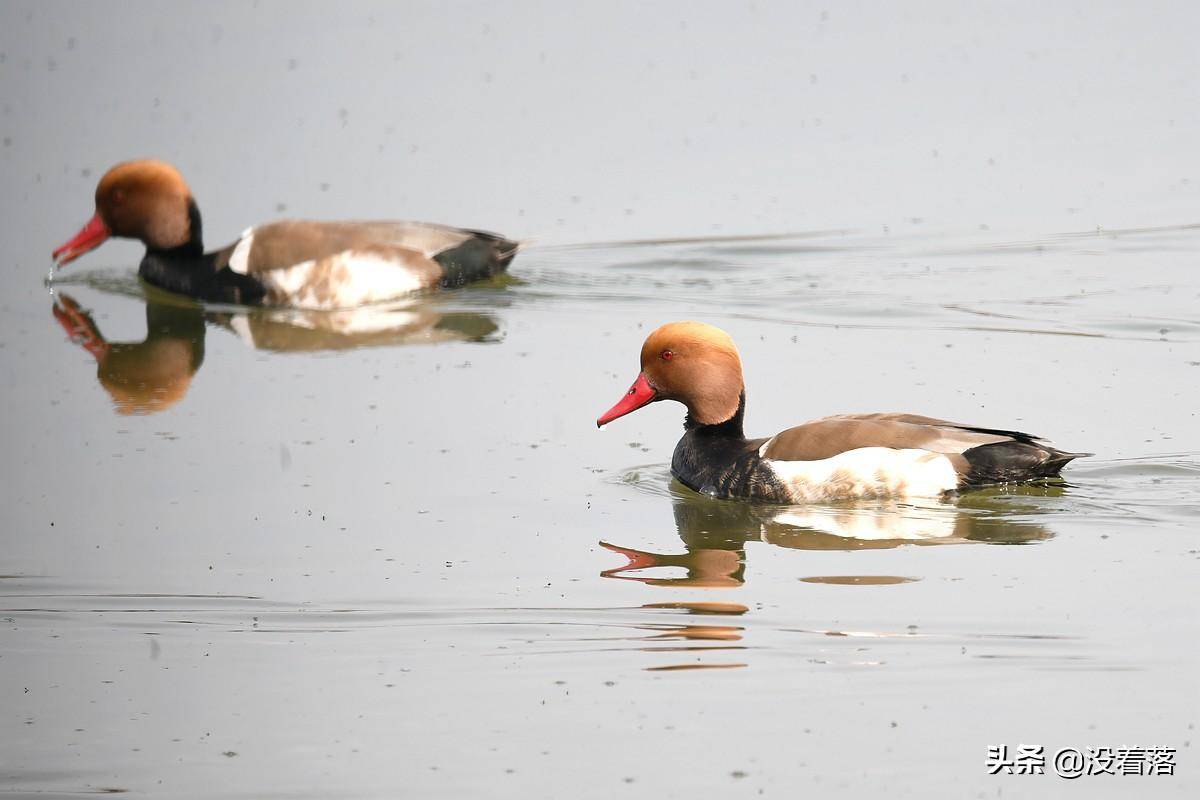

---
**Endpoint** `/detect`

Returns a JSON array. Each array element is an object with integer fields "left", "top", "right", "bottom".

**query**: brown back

[{"left": 761, "top": 413, "right": 1017, "bottom": 462}]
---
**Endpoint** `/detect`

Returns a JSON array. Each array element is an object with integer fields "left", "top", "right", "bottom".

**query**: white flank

[
  {"left": 761, "top": 444, "right": 959, "bottom": 502},
  {"left": 258, "top": 251, "right": 427, "bottom": 310},
  {"left": 260, "top": 258, "right": 317, "bottom": 303},
  {"left": 227, "top": 227, "right": 255, "bottom": 275}
]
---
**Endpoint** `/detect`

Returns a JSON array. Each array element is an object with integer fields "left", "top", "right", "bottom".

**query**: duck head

[
  {"left": 52, "top": 159, "right": 199, "bottom": 268},
  {"left": 597, "top": 321, "right": 744, "bottom": 427}
]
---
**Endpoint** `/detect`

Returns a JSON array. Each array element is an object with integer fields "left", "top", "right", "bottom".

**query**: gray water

[{"left": 1, "top": 2, "right": 1198, "bottom": 798}]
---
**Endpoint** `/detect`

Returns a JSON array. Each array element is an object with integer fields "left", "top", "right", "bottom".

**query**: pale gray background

[{"left": 1, "top": 2, "right": 1197, "bottom": 798}]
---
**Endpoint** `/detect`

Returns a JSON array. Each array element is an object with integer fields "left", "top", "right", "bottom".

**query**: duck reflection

[
  {"left": 52, "top": 290, "right": 499, "bottom": 414},
  {"left": 608, "top": 602, "right": 750, "bottom": 671},
  {"left": 53, "top": 292, "right": 205, "bottom": 415},
  {"left": 602, "top": 481, "right": 1057, "bottom": 587},
  {"left": 209, "top": 303, "right": 498, "bottom": 351},
  {"left": 635, "top": 603, "right": 748, "bottom": 644}
]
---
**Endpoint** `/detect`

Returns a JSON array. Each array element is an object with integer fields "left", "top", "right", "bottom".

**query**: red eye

[
  {"left": 111, "top": 189, "right": 125, "bottom": 205},
  {"left": 660, "top": 349, "right": 674, "bottom": 361}
]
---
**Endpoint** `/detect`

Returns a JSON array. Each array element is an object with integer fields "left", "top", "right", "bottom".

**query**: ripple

[
  {"left": 52, "top": 225, "right": 1200, "bottom": 348},
  {"left": 1061, "top": 454, "right": 1200, "bottom": 524}
]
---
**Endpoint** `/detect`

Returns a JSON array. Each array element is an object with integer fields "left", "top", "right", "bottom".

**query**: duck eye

[
  {"left": 660, "top": 349, "right": 674, "bottom": 361},
  {"left": 111, "top": 189, "right": 125, "bottom": 206}
]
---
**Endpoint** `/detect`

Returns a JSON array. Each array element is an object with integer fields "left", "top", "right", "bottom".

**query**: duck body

[
  {"left": 671, "top": 404, "right": 1082, "bottom": 503},
  {"left": 139, "top": 217, "right": 517, "bottom": 307},
  {"left": 53, "top": 160, "right": 518, "bottom": 308},
  {"left": 598, "top": 322, "right": 1087, "bottom": 503}
]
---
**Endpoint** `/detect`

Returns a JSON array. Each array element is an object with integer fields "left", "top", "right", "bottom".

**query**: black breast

[
  {"left": 670, "top": 431, "right": 784, "bottom": 501},
  {"left": 139, "top": 251, "right": 266, "bottom": 305}
]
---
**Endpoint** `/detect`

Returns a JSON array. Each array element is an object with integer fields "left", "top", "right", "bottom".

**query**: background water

[{"left": 1, "top": 2, "right": 1198, "bottom": 797}]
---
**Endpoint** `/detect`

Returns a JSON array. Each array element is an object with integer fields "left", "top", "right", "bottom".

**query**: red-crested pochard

[
  {"left": 596, "top": 322, "right": 1087, "bottom": 502},
  {"left": 52, "top": 159, "right": 519, "bottom": 307}
]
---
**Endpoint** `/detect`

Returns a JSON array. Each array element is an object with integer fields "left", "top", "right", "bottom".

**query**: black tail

[
  {"left": 434, "top": 230, "right": 520, "bottom": 288},
  {"left": 961, "top": 441, "right": 1090, "bottom": 486}
]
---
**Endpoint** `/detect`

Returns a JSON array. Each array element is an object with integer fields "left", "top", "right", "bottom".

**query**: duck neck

[
  {"left": 673, "top": 392, "right": 782, "bottom": 500},
  {"left": 685, "top": 392, "right": 747, "bottom": 440},
  {"left": 139, "top": 199, "right": 216, "bottom": 294},
  {"left": 144, "top": 198, "right": 205, "bottom": 261}
]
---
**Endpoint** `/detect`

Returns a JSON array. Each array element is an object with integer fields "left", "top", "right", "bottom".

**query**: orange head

[
  {"left": 52, "top": 159, "right": 198, "bottom": 268},
  {"left": 597, "top": 321, "right": 745, "bottom": 427}
]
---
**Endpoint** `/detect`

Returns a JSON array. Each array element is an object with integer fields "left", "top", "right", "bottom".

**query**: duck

[
  {"left": 596, "top": 321, "right": 1087, "bottom": 502},
  {"left": 51, "top": 159, "right": 519, "bottom": 307}
]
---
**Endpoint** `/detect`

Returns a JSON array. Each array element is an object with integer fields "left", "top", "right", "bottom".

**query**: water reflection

[
  {"left": 52, "top": 290, "right": 498, "bottom": 414},
  {"left": 212, "top": 303, "right": 498, "bottom": 351},
  {"left": 53, "top": 292, "right": 205, "bottom": 415},
  {"left": 602, "top": 482, "right": 1057, "bottom": 587},
  {"left": 544, "top": 601, "right": 751, "bottom": 671},
  {"left": 633, "top": 602, "right": 749, "bottom": 670}
]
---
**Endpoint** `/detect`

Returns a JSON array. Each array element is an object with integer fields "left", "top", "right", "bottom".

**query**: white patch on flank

[
  {"left": 258, "top": 251, "right": 427, "bottom": 310},
  {"left": 260, "top": 258, "right": 317, "bottom": 302},
  {"left": 228, "top": 227, "right": 255, "bottom": 275},
  {"left": 760, "top": 443, "right": 959, "bottom": 502}
]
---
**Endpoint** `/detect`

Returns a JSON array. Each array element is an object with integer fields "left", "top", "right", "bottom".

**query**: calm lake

[{"left": 2, "top": 2, "right": 1197, "bottom": 798}]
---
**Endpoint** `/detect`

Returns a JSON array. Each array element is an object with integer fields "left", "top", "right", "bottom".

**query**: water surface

[{"left": 2, "top": 2, "right": 1198, "bottom": 798}]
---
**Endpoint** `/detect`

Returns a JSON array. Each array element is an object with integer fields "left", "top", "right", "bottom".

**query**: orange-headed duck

[
  {"left": 52, "top": 159, "right": 518, "bottom": 307},
  {"left": 596, "top": 322, "right": 1087, "bottom": 502}
]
